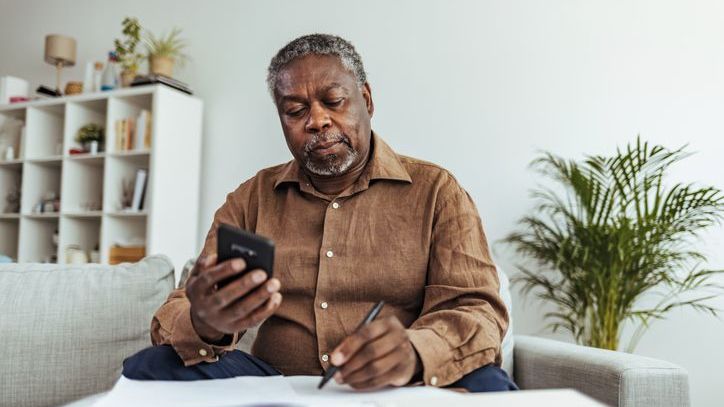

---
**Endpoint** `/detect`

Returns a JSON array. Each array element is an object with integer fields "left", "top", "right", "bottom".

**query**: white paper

[
  {"left": 287, "top": 376, "right": 465, "bottom": 404},
  {"left": 92, "top": 375, "right": 464, "bottom": 407},
  {"left": 93, "top": 375, "right": 602, "bottom": 407},
  {"left": 93, "top": 375, "right": 297, "bottom": 407}
]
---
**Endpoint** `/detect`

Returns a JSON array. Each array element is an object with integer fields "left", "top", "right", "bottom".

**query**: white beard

[
  {"left": 303, "top": 146, "right": 358, "bottom": 176},
  {"left": 302, "top": 132, "right": 359, "bottom": 176}
]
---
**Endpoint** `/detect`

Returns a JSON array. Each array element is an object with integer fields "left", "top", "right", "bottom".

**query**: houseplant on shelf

[
  {"left": 144, "top": 27, "right": 189, "bottom": 78},
  {"left": 76, "top": 123, "right": 105, "bottom": 154},
  {"left": 504, "top": 137, "right": 724, "bottom": 351},
  {"left": 114, "top": 17, "right": 144, "bottom": 87}
]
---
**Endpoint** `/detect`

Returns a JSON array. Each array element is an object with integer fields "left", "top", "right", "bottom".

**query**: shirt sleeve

[
  {"left": 150, "top": 188, "right": 247, "bottom": 366},
  {"left": 406, "top": 172, "right": 509, "bottom": 387}
]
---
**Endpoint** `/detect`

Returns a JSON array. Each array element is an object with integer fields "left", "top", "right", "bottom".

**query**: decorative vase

[
  {"left": 120, "top": 70, "right": 137, "bottom": 87},
  {"left": 149, "top": 55, "right": 174, "bottom": 77},
  {"left": 82, "top": 140, "right": 102, "bottom": 154},
  {"left": 89, "top": 140, "right": 99, "bottom": 154}
]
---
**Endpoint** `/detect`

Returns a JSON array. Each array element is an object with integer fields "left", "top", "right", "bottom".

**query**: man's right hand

[{"left": 185, "top": 254, "right": 282, "bottom": 343}]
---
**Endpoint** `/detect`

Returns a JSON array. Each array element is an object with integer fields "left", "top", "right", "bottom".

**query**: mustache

[{"left": 304, "top": 132, "right": 350, "bottom": 153}]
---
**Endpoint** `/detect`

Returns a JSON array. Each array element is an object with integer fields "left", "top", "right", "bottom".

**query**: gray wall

[{"left": 1, "top": 1, "right": 723, "bottom": 405}]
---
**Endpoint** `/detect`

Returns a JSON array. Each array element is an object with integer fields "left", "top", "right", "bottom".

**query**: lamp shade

[{"left": 44, "top": 34, "right": 76, "bottom": 67}]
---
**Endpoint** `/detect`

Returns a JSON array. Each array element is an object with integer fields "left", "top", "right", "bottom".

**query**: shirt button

[
  {"left": 332, "top": 202, "right": 340, "bottom": 209},
  {"left": 430, "top": 376, "right": 438, "bottom": 386},
  {"left": 326, "top": 250, "right": 334, "bottom": 258},
  {"left": 320, "top": 301, "right": 328, "bottom": 309},
  {"left": 321, "top": 353, "right": 329, "bottom": 362},
  {"left": 199, "top": 348, "right": 208, "bottom": 357}
]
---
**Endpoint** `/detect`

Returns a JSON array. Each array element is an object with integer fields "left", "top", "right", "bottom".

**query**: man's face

[{"left": 274, "top": 54, "right": 374, "bottom": 177}]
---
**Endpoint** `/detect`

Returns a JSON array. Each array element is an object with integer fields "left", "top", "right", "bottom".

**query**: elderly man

[{"left": 123, "top": 34, "right": 516, "bottom": 392}]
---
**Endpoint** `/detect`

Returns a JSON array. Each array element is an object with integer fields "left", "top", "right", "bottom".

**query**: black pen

[{"left": 318, "top": 300, "right": 385, "bottom": 390}]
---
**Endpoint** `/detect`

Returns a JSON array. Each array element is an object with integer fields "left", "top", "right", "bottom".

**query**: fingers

[
  {"left": 194, "top": 280, "right": 281, "bottom": 334},
  {"left": 341, "top": 346, "right": 405, "bottom": 387},
  {"left": 204, "top": 258, "right": 249, "bottom": 286},
  {"left": 185, "top": 255, "right": 214, "bottom": 288},
  {"left": 348, "top": 363, "right": 409, "bottom": 390},
  {"left": 221, "top": 275, "right": 279, "bottom": 314},
  {"left": 212, "top": 271, "right": 274, "bottom": 309},
  {"left": 186, "top": 254, "right": 281, "bottom": 335},
  {"left": 330, "top": 318, "right": 392, "bottom": 367},
  {"left": 188, "top": 258, "right": 247, "bottom": 297},
  {"left": 230, "top": 292, "right": 282, "bottom": 329},
  {"left": 338, "top": 327, "right": 407, "bottom": 381},
  {"left": 330, "top": 316, "right": 418, "bottom": 390},
  {"left": 204, "top": 254, "right": 217, "bottom": 271}
]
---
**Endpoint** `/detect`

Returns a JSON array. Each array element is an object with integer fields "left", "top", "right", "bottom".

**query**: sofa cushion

[
  {"left": 0, "top": 255, "right": 175, "bottom": 407},
  {"left": 497, "top": 266, "right": 515, "bottom": 377}
]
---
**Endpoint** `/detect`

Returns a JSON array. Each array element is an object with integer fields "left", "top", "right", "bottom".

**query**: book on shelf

[
  {"left": 131, "top": 169, "right": 148, "bottom": 211},
  {"left": 114, "top": 110, "right": 152, "bottom": 152},
  {"left": 114, "top": 118, "right": 134, "bottom": 152}
]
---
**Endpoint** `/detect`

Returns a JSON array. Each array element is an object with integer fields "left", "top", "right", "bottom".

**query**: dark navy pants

[{"left": 123, "top": 345, "right": 518, "bottom": 392}]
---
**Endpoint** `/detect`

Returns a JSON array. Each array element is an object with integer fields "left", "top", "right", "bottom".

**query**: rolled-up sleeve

[
  {"left": 150, "top": 187, "right": 247, "bottom": 366},
  {"left": 407, "top": 172, "right": 509, "bottom": 387},
  {"left": 151, "top": 288, "right": 240, "bottom": 366}
]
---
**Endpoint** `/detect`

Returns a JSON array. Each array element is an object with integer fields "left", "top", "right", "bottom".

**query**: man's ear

[{"left": 362, "top": 82, "right": 374, "bottom": 117}]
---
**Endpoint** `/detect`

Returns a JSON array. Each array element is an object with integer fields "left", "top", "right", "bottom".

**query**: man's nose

[{"left": 305, "top": 102, "right": 331, "bottom": 133}]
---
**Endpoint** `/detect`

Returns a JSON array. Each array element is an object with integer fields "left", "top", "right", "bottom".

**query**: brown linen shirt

[{"left": 151, "top": 133, "right": 509, "bottom": 387}]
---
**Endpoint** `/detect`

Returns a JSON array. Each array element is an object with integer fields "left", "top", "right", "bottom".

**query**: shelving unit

[{"left": 0, "top": 85, "right": 203, "bottom": 269}]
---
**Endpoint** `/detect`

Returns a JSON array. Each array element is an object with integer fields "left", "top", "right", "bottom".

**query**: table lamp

[{"left": 44, "top": 34, "right": 77, "bottom": 94}]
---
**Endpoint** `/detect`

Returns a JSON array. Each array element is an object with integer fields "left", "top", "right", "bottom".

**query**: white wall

[{"left": 2, "top": 0, "right": 723, "bottom": 405}]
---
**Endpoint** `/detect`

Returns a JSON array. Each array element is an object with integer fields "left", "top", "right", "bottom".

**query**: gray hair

[{"left": 266, "top": 33, "right": 367, "bottom": 98}]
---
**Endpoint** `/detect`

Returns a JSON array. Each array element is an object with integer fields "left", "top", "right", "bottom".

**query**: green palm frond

[{"left": 504, "top": 136, "right": 724, "bottom": 351}]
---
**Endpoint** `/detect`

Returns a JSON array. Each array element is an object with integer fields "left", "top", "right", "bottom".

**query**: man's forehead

[{"left": 275, "top": 54, "right": 356, "bottom": 94}]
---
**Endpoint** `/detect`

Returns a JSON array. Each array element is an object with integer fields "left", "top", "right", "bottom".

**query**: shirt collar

[{"left": 273, "top": 132, "right": 411, "bottom": 190}]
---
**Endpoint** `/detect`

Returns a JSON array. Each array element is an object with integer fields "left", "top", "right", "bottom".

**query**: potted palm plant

[
  {"left": 144, "top": 27, "right": 189, "bottom": 78},
  {"left": 114, "top": 17, "right": 144, "bottom": 87},
  {"left": 504, "top": 138, "right": 724, "bottom": 351}
]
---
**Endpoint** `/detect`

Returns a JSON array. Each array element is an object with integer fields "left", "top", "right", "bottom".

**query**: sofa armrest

[{"left": 513, "top": 335, "right": 689, "bottom": 407}]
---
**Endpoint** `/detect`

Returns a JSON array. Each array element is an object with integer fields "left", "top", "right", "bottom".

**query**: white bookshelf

[{"left": 0, "top": 85, "right": 203, "bottom": 270}]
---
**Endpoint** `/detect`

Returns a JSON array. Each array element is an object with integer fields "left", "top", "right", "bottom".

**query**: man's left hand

[{"left": 330, "top": 315, "right": 421, "bottom": 390}]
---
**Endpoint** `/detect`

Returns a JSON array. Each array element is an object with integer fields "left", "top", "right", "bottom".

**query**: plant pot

[
  {"left": 149, "top": 55, "right": 175, "bottom": 77},
  {"left": 120, "top": 70, "right": 137, "bottom": 87},
  {"left": 82, "top": 141, "right": 103, "bottom": 154}
]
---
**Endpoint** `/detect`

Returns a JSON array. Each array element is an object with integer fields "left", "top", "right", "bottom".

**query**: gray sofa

[{"left": 0, "top": 257, "right": 690, "bottom": 407}]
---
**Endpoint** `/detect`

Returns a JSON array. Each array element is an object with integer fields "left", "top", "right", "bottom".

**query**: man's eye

[
  {"left": 287, "top": 108, "right": 306, "bottom": 117},
  {"left": 325, "top": 98, "right": 344, "bottom": 107}
]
